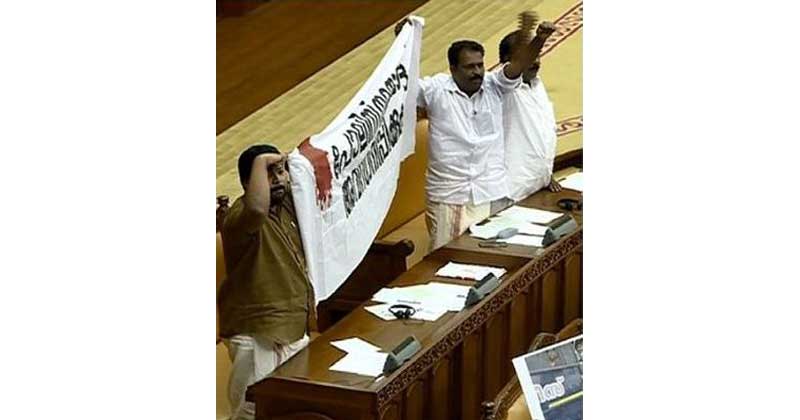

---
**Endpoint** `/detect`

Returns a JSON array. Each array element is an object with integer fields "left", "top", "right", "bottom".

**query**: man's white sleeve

[
  {"left": 493, "top": 64, "right": 523, "bottom": 93},
  {"left": 417, "top": 76, "right": 433, "bottom": 109}
]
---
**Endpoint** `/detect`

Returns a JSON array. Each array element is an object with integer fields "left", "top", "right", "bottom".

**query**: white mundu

[
  {"left": 501, "top": 74, "right": 557, "bottom": 201},
  {"left": 225, "top": 334, "right": 309, "bottom": 420}
]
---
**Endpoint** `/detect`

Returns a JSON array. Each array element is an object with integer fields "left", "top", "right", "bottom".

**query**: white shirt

[
  {"left": 417, "top": 67, "right": 521, "bottom": 205},
  {"left": 502, "top": 75, "right": 557, "bottom": 201}
]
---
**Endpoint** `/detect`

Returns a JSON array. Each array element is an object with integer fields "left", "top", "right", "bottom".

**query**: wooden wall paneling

[
  {"left": 258, "top": 393, "right": 366, "bottom": 420},
  {"left": 402, "top": 379, "right": 425, "bottom": 420},
  {"left": 507, "top": 292, "right": 528, "bottom": 377},
  {"left": 503, "top": 291, "right": 531, "bottom": 383},
  {"left": 578, "top": 251, "right": 583, "bottom": 317},
  {"left": 563, "top": 251, "right": 582, "bottom": 323},
  {"left": 379, "top": 398, "right": 401, "bottom": 420},
  {"left": 482, "top": 310, "right": 506, "bottom": 403},
  {"left": 458, "top": 331, "right": 484, "bottom": 420},
  {"left": 428, "top": 356, "right": 451, "bottom": 420},
  {"left": 541, "top": 267, "right": 563, "bottom": 333},
  {"left": 526, "top": 281, "right": 543, "bottom": 347}
]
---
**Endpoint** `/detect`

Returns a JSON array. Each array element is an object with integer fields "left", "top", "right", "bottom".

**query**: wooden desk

[{"left": 248, "top": 188, "right": 583, "bottom": 420}]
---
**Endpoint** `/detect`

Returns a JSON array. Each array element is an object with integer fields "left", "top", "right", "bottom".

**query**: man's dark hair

[
  {"left": 498, "top": 31, "right": 519, "bottom": 63},
  {"left": 447, "top": 40, "right": 485, "bottom": 67},
  {"left": 238, "top": 144, "right": 280, "bottom": 186}
]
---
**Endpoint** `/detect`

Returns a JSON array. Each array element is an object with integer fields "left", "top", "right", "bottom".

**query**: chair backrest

[
  {"left": 216, "top": 196, "right": 230, "bottom": 343},
  {"left": 216, "top": 197, "right": 231, "bottom": 418},
  {"left": 530, "top": 318, "right": 583, "bottom": 352}
]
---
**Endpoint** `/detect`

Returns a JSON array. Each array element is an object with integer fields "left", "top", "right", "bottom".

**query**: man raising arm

[
  {"left": 498, "top": 21, "right": 564, "bottom": 202},
  {"left": 394, "top": 13, "right": 537, "bottom": 251}
]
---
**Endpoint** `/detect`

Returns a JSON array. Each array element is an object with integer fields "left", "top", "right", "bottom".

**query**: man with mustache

[
  {"left": 218, "top": 144, "right": 316, "bottom": 420},
  {"left": 498, "top": 23, "right": 563, "bottom": 203},
  {"left": 395, "top": 16, "right": 542, "bottom": 251}
]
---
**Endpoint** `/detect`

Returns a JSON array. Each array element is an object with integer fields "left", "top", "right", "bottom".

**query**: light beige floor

[{"left": 216, "top": 0, "right": 583, "bottom": 200}]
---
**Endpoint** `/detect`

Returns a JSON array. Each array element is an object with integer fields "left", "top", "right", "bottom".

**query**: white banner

[{"left": 289, "top": 17, "right": 424, "bottom": 303}]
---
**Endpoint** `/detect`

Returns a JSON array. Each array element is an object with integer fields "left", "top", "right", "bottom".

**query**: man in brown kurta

[{"left": 218, "top": 144, "right": 316, "bottom": 420}]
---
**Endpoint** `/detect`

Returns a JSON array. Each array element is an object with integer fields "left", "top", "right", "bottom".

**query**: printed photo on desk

[{"left": 513, "top": 335, "right": 584, "bottom": 420}]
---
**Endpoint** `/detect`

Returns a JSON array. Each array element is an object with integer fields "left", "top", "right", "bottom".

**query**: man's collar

[{"left": 522, "top": 75, "right": 541, "bottom": 89}]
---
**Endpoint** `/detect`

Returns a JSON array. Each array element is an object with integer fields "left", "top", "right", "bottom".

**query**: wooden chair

[{"left": 481, "top": 319, "right": 583, "bottom": 420}]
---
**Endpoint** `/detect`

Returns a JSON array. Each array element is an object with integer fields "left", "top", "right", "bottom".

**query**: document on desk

[
  {"left": 370, "top": 282, "right": 471, "bottom": 312},
  {"left": 560, "top": 172, "right": 583, "bottom": 192},
  {"left": 497, "top": 206, "right": 562, "bottom": 225},
  {"left": 372, "top": 285, "right": 436, "bottom": 305},
  {"left": 427, "top": 282, "right": 470, "bottom": 310},
  {"left": 330, "top": 337, "right": 382, "bottom": 354},
  {"left": 497, "top": 234, "right": 544, "bottom": 247},
  {"left": 469, "top": 216, "right": 549, "bottom": 239},
  {"left": 365, "top": 303, "right": 449, "bottom": 322},
  {"left": 329, "top": 351, "right": 388, "bottom": 377},
  {"left": 435, "top": 262, "right": 507, "bottom": 281}
]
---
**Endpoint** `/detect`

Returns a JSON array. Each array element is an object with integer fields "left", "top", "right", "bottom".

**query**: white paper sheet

[
  {"left": 426, "top": 282, "right": 470, "bottom": 310},
  {"left": 497, "top": 234, "right": 544, "bottom": 247},
  {"left": 497, "top": 206, "right": 563, "bottom": 224},
  {"left": 330, "top": 337, "right": 382, "bottom": 354},
  {"left": 469, "top": 217, "right": 549, "bottom": 239},
  {"left": 560, "top": 172, "right": 583, "bottom": 192},
  {"left": 370, "top": 281, "right": 471, "bottom": 312},
  {"left": 329, "top": 351, "right": 388, "bottom": 377},
  {"left": 364, "top": 304, "right": 397, "bottom": 321},
  {"left": 435, "top": 262, "right": 507, "bottom": 281},
  {"left": 364, "top": 303, "right": 449, "bottom": 322}
]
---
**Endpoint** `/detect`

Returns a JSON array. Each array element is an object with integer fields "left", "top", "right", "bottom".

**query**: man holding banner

[
  {"left": 221, "top": 16, "right": 423, "bottom": 410},
  {"left": 287, "top": 18, "right": 424, "bottom": 308},
  {"left": 396, "top": 12, "right": 543, "bottom": 251}
]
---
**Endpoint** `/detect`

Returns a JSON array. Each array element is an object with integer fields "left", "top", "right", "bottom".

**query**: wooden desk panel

[{"left": 249, "top": 189, "right": 583, "bottom": 420}]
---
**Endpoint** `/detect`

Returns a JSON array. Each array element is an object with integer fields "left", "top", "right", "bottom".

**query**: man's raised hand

[{"left": 536, "top": 21, "right": 556, "bottom": 39}]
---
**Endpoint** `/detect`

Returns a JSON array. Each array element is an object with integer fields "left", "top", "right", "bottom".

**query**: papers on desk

[
  {"left": 497, "top": 206, "right": 562, "bottom": 225},
  {"left": 331, "top": 337, "right": 382, "bottom": 354},
  {"left": 435, "top": 262, "right": 507, "bottom": 281},
  {"left": 469, "top": 216, "right": 549, "bottom": 240},
  {"left": 497, "top": 235, "right": 544, "bottom": 247},
  {"left": 329, "top": 337, "right": 387, "bottom": 377},
  {"left": 370, "top": 281, "right": 472, "bottom": 313},
  {"left": 329, "top": 350, "right": 388, "bottom": 377},
  {"left": 365, "top": 303, "right": 449, "bottom": 322},
  {"left": 560, "top": 172, "right": 583, "bottom": 192}
]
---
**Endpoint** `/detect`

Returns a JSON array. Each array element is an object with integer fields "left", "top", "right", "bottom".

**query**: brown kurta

[{"left": 218, "top": 193, "right": 316, "bottom": 344}]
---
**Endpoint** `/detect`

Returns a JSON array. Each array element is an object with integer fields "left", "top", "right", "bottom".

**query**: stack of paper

[
  {"left": 497, "top": 235, "right": 544, "bottom": 247},
  {"left": 330, "top": 337, "right": 382, "bottom": 354},
  {"left": 329, "top": 351, "right": 387, "bottom": 377},
  {"left": 560, "top": 172, "right": 583, "bottom": 192},
  {"left": 435, "top": 262, "right": 507, "bottom": 281},
  {"left": 469, "top": 216, "right": 549, "bottom": 240},
  {"left": 364, "top": 303, "right": 449, "bottom": 322},
  {"left": 497, "top": 206, "right": 563, "bottom": 224},
  {"left": 370, "top": 281, "right": 472, "bottom": 313},
  {"left": 329, "top": 337, "right": 387, "bottom": 377}
]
